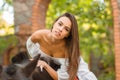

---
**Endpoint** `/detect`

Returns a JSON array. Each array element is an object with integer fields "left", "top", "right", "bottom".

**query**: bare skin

[
  {"left": 31, "top": 30, "right": 66, "bottom": 58},
  {"left": 30, "top": 16, "right": 72, "bottom": 80}
]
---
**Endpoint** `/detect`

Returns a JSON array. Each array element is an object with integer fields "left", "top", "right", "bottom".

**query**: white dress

[{"left": 26, "top": 37, "right": 97, "bottom": 80}]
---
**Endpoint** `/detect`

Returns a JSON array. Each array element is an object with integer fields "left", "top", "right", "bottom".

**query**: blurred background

[{"left": 0, "top": 0, "right": 118, "bottom": 80}]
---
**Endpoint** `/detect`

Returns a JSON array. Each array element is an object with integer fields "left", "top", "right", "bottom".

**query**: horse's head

[
  {"left": 0, "top": 52, "right": 61, "bottom": 80},
  {"left": 0, "top": 52, "right": 40, "bottom": 80}
]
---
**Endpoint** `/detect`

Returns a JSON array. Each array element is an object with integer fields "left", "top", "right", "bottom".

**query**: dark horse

[{"left": 0, "top": 52, "right": 60, "bottom": 80}]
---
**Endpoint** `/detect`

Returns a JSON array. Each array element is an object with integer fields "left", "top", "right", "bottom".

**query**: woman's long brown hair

[{"left": 52, "top": 12, "right": 80, "bottom": 80}]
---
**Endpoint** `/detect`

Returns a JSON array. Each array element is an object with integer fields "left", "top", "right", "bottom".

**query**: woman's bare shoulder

[
  {"left": 42, "top": 29, "right": 51, "bottom": 34},
  {"left": 34, "top": 29, "right": 50, "bottom": 34},
  {"left": 32, "top": 29, "right": 50, "bottom": 36},
  {"left": 31, "top": 29, "right": 50, "bottom": 42}
]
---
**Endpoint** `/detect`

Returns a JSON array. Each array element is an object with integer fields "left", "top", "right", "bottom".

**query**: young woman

[{"left": 26, "top": 12, "right": 97, "bottom": 80}]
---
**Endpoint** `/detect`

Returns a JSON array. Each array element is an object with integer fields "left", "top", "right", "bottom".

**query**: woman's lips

[{"left": 55, "top": 31, "right": 61, "bottom": 36}]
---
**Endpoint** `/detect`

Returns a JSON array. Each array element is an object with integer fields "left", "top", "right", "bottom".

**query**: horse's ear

[
  {"left": 22, "top": 54, "right": 40, "bottom": 77},
  {"left": 11, "top": 51, "right": 29, "bottom": 64}
]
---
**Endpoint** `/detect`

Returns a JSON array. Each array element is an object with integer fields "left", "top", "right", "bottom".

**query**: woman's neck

[{"left": 48, "top": 33, "right": 65, "bottom": 45}]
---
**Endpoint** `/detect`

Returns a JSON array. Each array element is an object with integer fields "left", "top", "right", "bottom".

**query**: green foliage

[
  {"left": 0, "top": 35, "right": 18, "bottom": 54},
  {"left": 0, "top": 0, "right": 15, "bottom": 54},
  {"left": 0, "top": 14, "right": 14, "bottom": 36},
  {"left": 0, "top": 25, "right": 14, "bottom": 36},
  {"left": 98, "top": 72, "right": 115, "bottom": 80},
  {"left": 5, "top": 0, "right": 12, "bottom": 5}
]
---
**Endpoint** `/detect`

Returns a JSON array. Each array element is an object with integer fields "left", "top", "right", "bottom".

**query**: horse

[{"left": 0, "top": 51, "right": 61, "bottom": 80}]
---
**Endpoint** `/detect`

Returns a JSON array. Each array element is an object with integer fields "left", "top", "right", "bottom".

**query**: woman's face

[{"left": 51, "top": 16, "right": 72, "bottom": 40}]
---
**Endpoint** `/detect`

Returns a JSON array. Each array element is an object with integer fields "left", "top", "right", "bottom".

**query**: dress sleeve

[
  {"left": 56, "top": 59, "right": 69, "bottom": 80},
  {"left": 56, "top": 57, "right": 97, "bottom": 80},
  {"left": 26, "top": 37, "right": 40, "bottom": 58},
  {"left": 77, "top": 57, "right": 97, "bottom": 80}
]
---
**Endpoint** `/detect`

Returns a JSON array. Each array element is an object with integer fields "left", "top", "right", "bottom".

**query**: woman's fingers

[
  {"left": 37, "top": 60, "right": 47, "bottom": 72},
  {"left": 40, "top": 65, "right": 43, "bottom": 71}
]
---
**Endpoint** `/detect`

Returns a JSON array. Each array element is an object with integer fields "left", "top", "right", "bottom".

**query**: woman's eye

[
  {"left": 58, "top": 23, "right": 62, "bottom": 26},
  {"left": 65, "top": 28, "right": 70, "bottom": 32}
]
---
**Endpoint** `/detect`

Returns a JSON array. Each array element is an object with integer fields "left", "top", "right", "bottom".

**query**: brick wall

[{"left": 111, "top": 0, "right": 120, "bottom": 80}]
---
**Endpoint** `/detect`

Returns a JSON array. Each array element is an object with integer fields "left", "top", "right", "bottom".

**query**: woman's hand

[
  {"left": 37, "top": 60, "right": 48, "bottom": 71},
  {"left": 37, "top": 60, "right": 58, "bottom": 80}
]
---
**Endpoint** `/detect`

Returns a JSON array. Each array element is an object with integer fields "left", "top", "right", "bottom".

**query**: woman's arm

[
  {"left": 30, "top": 29, "right": 49, "bottom": 43},
  {"left": 37, "top": 59, "right": 70, "bottom": 80},
  {"left": 30, "top": 30, "right": 42, "bottom": 43},
  {"left": 37, "top": 60, "right": 58, "bottom": 80}
]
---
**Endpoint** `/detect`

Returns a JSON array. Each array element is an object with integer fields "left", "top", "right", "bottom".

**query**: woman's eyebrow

[
  {"left": 59, "top": 21, "right": 63, "bottom": 24},
  {"left": 59, "top": 21, "right": 70, "bottom": 29},
  {"left": 65, "top": 24, "right": 71, "bottom": 29},
  {"left": 65, "top": 26, "right": 71, "bottom": 31}
]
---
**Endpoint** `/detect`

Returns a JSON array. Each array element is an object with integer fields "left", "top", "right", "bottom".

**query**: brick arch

[{"left": 110, "top": 0, "right": 120, "bottom": 80}]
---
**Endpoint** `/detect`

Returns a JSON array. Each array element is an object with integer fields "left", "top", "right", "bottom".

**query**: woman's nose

[{"left": 59, "top": 27, "right": 64, "bottom": 32}]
